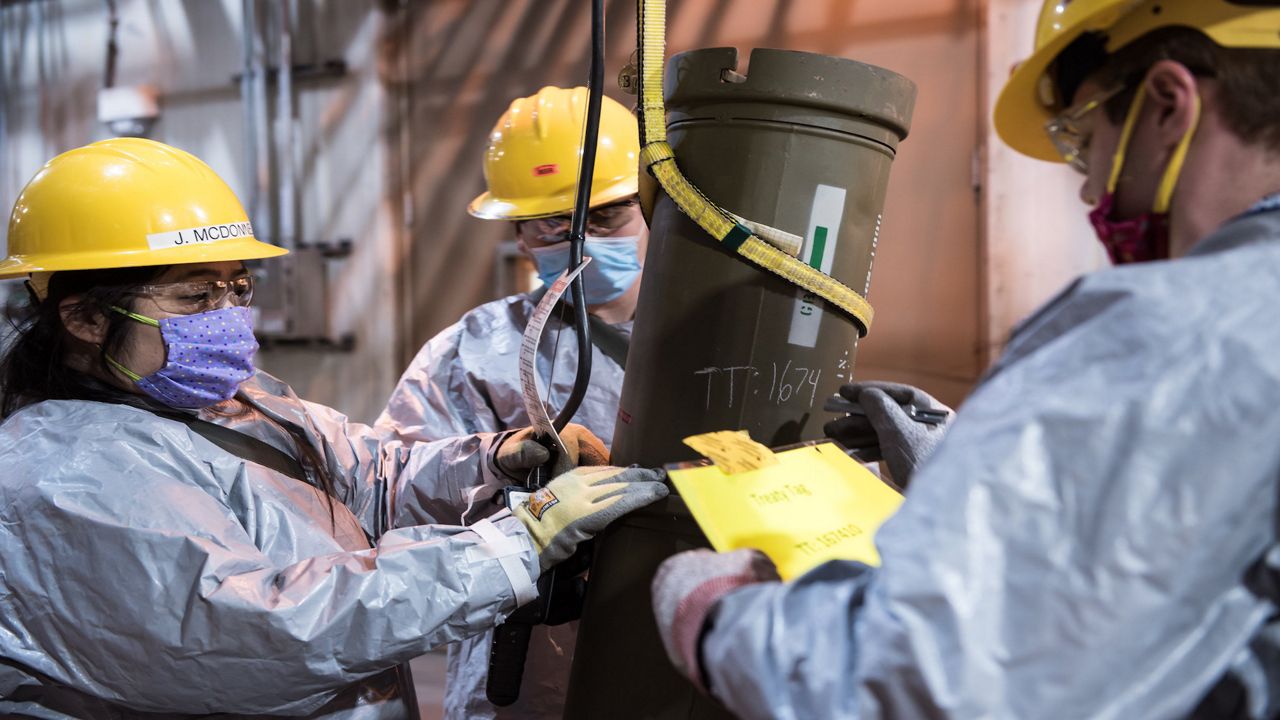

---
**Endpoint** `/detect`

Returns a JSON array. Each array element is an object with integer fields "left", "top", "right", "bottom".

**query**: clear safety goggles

[
  {"left": 125, "top": 275, "right": 255, "bottom": 315},
  {"left": 1044, "top": 84, "right": 1126, "bottom": 175},
  {"left": 517, "top": 197, "right": 640, "bottom": 242}
]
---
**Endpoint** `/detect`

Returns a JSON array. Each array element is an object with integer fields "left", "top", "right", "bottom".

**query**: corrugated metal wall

[{"left": 0, "top": 0, "right": 400, "bottom": 422}]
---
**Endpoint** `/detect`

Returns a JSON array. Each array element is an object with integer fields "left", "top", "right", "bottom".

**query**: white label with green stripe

[{"left": 787, "top": 184, "right": 845, "bottom": 348}]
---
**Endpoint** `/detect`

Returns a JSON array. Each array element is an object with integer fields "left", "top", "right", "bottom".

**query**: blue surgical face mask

[{"left": 528, "top": 235, "right": 643, "bottom": 305}]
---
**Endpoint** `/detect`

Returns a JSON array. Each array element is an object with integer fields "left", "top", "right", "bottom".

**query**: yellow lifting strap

[{"left": 637, "top": 0, "right": 876, "bottom": 336}]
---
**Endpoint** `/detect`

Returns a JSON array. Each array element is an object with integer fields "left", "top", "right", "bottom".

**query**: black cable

[
  {"left": 485, "top": 0, "right": 606, "bottom": 706},
  {"left": 103, "top": 0, "right": 118, "bottom": 89},
  {"left": 551, "top": 0, "right": 604, "bottom": 432}
]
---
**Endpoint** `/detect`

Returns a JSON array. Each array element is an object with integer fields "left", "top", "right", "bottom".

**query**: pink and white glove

[{"left": 651, "top": 548, "right": 781, "bottom": 690}]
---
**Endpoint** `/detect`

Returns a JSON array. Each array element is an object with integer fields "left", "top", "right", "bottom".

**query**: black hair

[
  {"left": 1, "top": 266, "right": 165, "bottom": 417},
  {"left": 0, "top": 267, "right": 339, "bottom": 509},
  {"left": 1053, "top": 31, "right": 1111, "bottom": 108}
]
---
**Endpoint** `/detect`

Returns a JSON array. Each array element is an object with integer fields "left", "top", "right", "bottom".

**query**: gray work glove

[
  {"left": 495, "top": 423, "right": 610, "bottom": 479},
  {"left": 651, "top": 549, "right": 781, "bottom": 691},
  {"left": 515, "top": 465, "right": 669, "bottom": 570},
  {"left": 822, "top": 381, "right": 954, "bottom": 488}
]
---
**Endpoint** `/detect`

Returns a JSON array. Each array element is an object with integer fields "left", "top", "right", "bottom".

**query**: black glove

[{"left": 823, "top": 381, "right": 954, "bottom": 488}]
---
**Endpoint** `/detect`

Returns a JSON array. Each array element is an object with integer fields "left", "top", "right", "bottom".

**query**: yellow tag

[
  {"left": 669, "top": 442, "right": 903, "bottom": 579},
  {"left": 682, "top": 430, "right": 779, "bottom": 474}
]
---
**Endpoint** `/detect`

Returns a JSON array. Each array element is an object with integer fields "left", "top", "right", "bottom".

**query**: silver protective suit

[
  {"left": 377, "top": 292, "right": 629, "bottom": 720},
  {"left": 699, "top": 206, "right": 1280, "bottom": 719},
  {"left": 0, "top": 372, "right": 540, "bottom": 718}
]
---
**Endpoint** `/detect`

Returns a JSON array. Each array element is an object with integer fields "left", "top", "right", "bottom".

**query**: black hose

[
  {"left": 552, "top": 0, "right": 605, "bottom": 432},
  {"left": 484, "top": 0, "right": 606, "bottom": 706},
  {"left": 103, "top": 0, "right": 119, "bottom": 89}
]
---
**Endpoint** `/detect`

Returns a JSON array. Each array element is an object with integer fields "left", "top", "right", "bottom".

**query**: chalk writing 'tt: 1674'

[{"left": 693, "top": 362, "right": 822, "bottom": 411}]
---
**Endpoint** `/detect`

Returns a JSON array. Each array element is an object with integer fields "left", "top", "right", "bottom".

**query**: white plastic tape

[
  {"left": 470, "top": 517, "right": 538, "bottom": 606},
  {"left": 146, "top": 221, "right": 255, "bottom": 250}
]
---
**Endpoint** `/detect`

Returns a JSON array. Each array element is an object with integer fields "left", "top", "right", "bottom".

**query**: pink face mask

[
  {"left": 1088, "top": 192, "right": 1169, "bottom": 264},
  {"left": 1088, "top": 89, "right": 1200, "bottom": 265}
]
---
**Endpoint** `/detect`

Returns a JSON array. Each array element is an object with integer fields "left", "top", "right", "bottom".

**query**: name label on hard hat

[{"left": 146, "top": 222, "right": 255, "bottom": 250}]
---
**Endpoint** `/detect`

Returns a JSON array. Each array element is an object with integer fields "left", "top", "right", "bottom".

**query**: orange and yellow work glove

[
  {"left": 514, "top": 465, "right": 669, "bottom": 570},
  {"left": 495, "top": 423, "right": 610, "bottom": 479}
]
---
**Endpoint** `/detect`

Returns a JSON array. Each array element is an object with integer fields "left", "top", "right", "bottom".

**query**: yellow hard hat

[
  {"left": 0, "top": 137, "right": 286, "bottom": 279},
  {"left": 995, "top": 0, "right": 1280, "bottom": 163},
  {"left": 468, "top": 86, "right": 640, "bottom": 221}
]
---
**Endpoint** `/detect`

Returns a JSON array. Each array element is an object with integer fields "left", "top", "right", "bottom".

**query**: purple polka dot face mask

[{"left": 107, "top": 306, "right": 258, "bottom": 409}]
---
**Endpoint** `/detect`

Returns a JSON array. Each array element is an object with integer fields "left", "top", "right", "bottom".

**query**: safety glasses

[
  {"left": 127, "top": 276, "right": 255, "bottom": 315},
  {"left": 518, "top": 197, "right": 640, "bottom": 242},
  {"left": 1044, "top": 84, "right": 1127, "bottom": 174}
]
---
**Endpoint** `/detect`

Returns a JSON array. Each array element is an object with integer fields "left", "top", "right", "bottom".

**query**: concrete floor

[{"left": 410, "top": 651, "right": 447, "bottom": 720}]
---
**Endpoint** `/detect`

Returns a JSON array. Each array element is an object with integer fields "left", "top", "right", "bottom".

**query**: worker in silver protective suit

[
  {"left": 651, "top": 2, "right": 1280, "bottom": 718},
  {"left": 377, "top": 87, "right": 646, "bottom": 720},
  {"left": 0, "top": 137, "right": 668, "bottom": 718}
]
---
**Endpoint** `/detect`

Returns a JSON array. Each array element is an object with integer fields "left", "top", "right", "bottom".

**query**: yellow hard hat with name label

[
  {"left": 995, "top": 0, "right": 1280, "bottom": 163},
  {"left": 468, "top": 86, "right": 640, "bottom": 221},
  {"left": 0, "top": 137, "right": 286, "bottom": 279}
]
